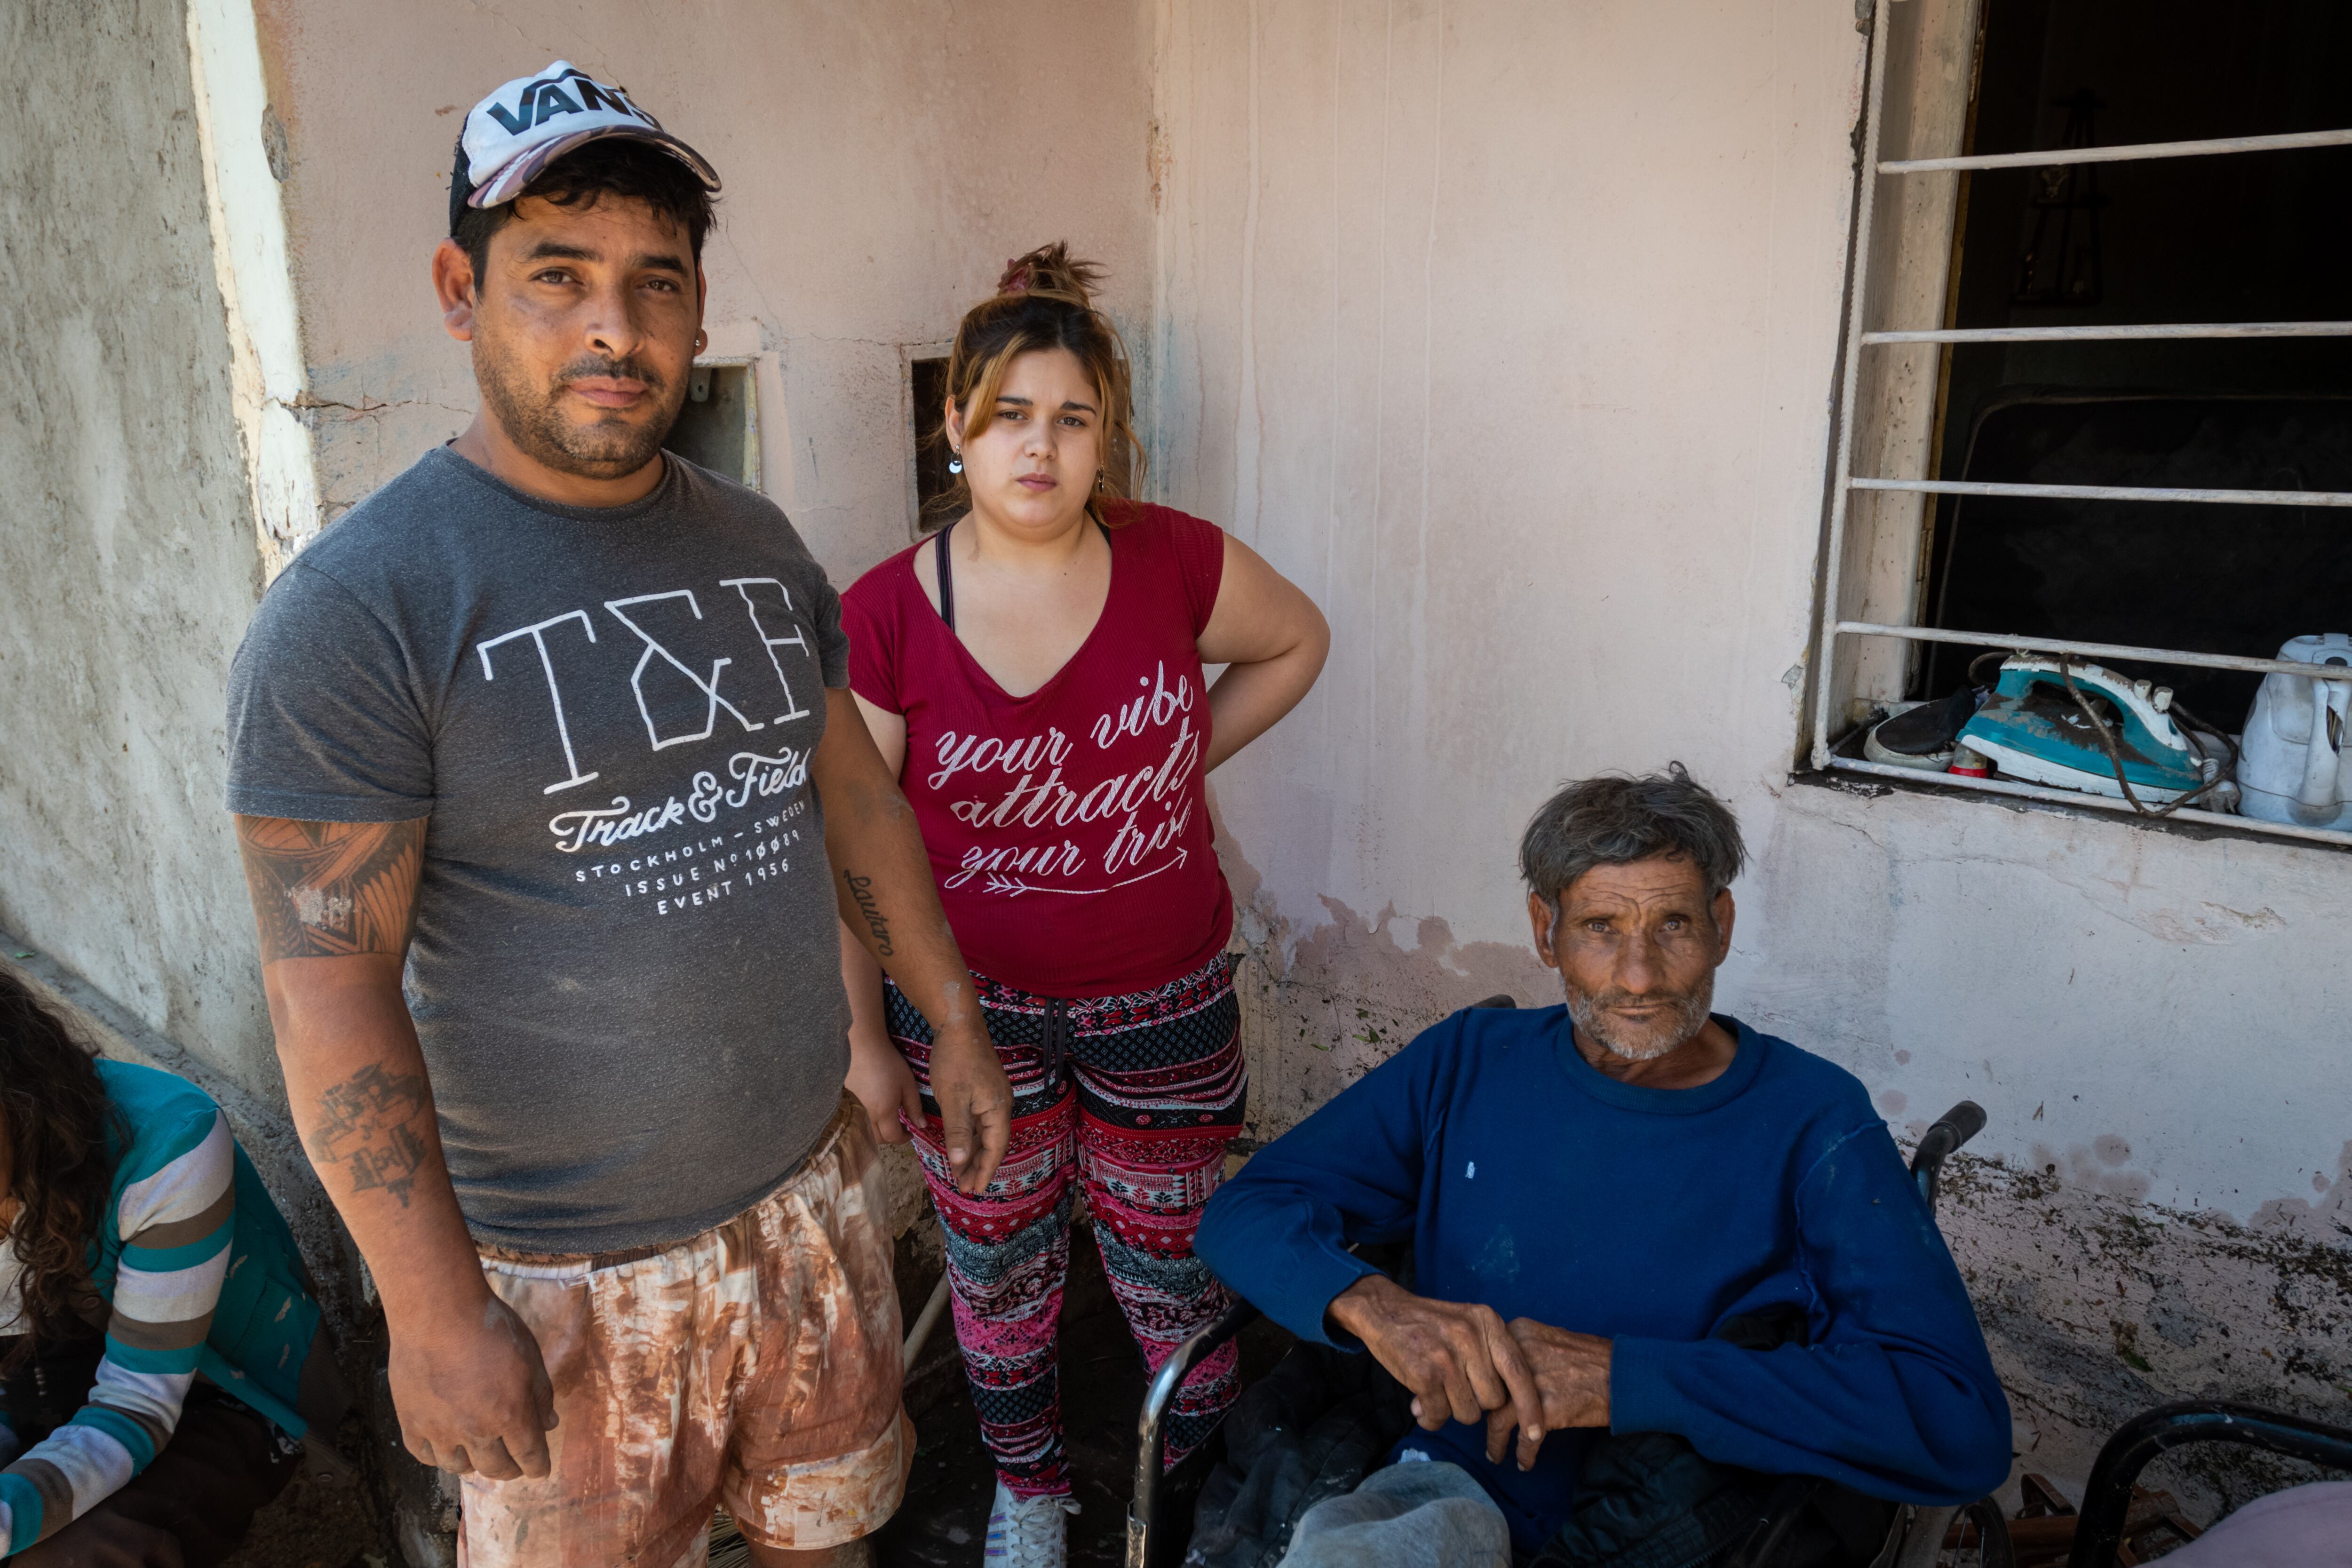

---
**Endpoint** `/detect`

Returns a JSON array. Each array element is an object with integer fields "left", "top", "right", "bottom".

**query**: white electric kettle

[{"left": 2239, "top": 633, "right": 2352, "bottom": 831}]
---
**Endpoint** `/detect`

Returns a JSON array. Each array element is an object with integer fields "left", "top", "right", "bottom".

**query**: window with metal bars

[{"left": 1812, "top": 0, "right": 2352, "bottom": 847}]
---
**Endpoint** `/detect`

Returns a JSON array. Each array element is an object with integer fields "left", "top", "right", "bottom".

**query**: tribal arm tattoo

[
  {"left": 236, "top": 816, "right": 448, "bottom": 1215},
  {"left": 235, "top": 815, "right": 427, "bottom": 961}
]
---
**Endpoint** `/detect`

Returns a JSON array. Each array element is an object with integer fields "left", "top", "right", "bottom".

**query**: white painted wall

[
  {"left": 254, "top": 0, "right": 1156, "bottom": 590},
  {"left": 8, "top": 0, "right": 2345, "bottom": 1522},
  {"left": 1152, "top": 0, "right": 2351, "bottom": 1498},
  {"left": 1150, "top": 0, "right": 1862, "bottom": 1091}
]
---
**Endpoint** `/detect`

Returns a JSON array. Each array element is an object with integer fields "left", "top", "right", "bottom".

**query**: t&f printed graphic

[{"left": 473, "top": 574, "right": 827, "bottom": 922}]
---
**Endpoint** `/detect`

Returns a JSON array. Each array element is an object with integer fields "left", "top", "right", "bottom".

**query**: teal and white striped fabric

[{"left": 1, "top": 1061, "right": 317, "bottom": 1555}]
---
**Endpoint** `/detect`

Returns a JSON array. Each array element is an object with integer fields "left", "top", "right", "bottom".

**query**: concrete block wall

[{"left": 0, "top": 0, "right": 279, "bottom": 1114}]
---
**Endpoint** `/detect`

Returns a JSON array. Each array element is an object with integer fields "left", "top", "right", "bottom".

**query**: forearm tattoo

[
  {"left": 236, "top": 816, "right": 426, "bottom": 962},
  {"left": 844, "top": 870, "right": 895, "bottom": 957},
  {"left": 309, "top": 1062, "right": 430, "bottom": 1207}
]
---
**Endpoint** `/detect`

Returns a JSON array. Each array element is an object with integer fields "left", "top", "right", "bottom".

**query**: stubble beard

[
  {"left": 474, "top": 341, "right": 681, "bottom": 480},
  {"left": 1565, "top": 971, "right": 1716, "bottom": 1062}
]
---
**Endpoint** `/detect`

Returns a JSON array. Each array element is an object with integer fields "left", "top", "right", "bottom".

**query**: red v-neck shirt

[{"left": 842, "top": 503, "right": 1234, "bottom": 997}]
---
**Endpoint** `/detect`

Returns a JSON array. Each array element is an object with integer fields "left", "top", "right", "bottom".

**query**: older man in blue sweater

[{"left": 1194, "top": 767, "right": 2010, "bottom": 1563}]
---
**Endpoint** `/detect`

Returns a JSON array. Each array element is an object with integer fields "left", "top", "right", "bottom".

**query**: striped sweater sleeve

[{"left": 0, "top": 1110, "right": 232, "bottom": 1556}]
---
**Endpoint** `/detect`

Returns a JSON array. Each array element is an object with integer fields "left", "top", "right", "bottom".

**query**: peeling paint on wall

[
  {"left": 186, "top": 0, "right": 320, "bottom": 576},
  {"left": 1940, "top": 1148, "right": 2351, "bottom": 1514},
  {"left": 1163, "top": 0, "right": 2351, "bottom": 1484},
  {"left": 1216, "top": 811, "right": 1553, "bottom": 1141}
]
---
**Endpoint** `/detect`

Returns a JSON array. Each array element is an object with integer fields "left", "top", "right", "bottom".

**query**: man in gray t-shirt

[
  {"left": 225, "top": 64, "right": 1009, "bottom": 1566},
  {"left": 231, "top": 444, "right": 863, "bottom": 1252}
]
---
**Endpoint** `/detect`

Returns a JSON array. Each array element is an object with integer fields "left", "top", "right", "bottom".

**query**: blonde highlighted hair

[{"left": 930, "top": 242, "right": 1143, "bottom": 528}]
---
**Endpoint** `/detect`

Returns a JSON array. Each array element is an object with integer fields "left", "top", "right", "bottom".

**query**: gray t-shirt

[{"left": 226, "top": 446, "right": 852, "bottom": 1254}]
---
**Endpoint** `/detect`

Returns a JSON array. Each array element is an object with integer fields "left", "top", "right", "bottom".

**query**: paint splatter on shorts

[
  {"left": 888, "top": 952, "right": 1247, "bottom": 1499},
  {"left": 457, "top": 1096, "right": 911, "bottom": 1568}
]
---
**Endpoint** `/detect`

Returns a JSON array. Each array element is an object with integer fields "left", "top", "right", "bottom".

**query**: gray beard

[{"left": 1565, "top": 972, "right": 1716, "bottom": 1062}]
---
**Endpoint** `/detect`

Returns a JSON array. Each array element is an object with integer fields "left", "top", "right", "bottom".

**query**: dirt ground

[{"left": 228, "top": 1461, "right": 394, "bottom": 1568}]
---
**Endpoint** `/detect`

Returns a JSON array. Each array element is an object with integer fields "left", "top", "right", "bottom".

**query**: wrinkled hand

[
  {"left": 1483, "top": 1318, "right": 1613, "bottom": 1470},
  {"left": 389, "top": 1289, "right": 557, "bottom": 1480},
  {"left": 845, "top": 1027, "right": 924, "bottom": 1147},
  {"left": 12, "top": 1509, "right": 184, "bottom": 1567},
  {"left": 926, "top": 1023, "right": 1011, "bottom": 1194},
  {"left": 1327, "top": 1275, "right": 1546, "bottom": 1439}
]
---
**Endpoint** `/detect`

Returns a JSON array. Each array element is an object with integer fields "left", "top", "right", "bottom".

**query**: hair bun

[{"left": 996, "top": 241, "right": 1103, "bottom": 308}]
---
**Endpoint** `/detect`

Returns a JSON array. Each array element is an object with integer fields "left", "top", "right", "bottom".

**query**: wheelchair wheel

[
  {"left": 1934, "top": 1497, "right": 2013, "bottom": 1568},
  {"left": 1880, "top": 1497, "right": 2013, "bottom": 1568}
]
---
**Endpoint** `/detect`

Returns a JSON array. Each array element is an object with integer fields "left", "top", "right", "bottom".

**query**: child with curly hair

[{"left": 0, "top": 972, "right": 342, "bottom": 1565}]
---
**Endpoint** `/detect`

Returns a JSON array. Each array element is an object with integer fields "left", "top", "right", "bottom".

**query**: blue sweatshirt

[{"left": 1194, "top": 1007, "right": 2010, "bottom": 1554}]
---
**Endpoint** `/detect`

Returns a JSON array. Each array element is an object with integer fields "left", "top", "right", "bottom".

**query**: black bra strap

[
  {"left": 934, "top": 517, "right": 1112, "bottom": 636},
  {"left": 934, "top": 523, "right": 956, "bottom": 631}
]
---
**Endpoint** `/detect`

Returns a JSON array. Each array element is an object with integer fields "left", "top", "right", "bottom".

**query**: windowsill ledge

[{"left": 1790, "top": 757, "right": 2352, "bottom": 853}]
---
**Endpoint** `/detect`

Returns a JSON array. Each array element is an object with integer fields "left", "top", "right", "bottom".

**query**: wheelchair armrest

[
  {"left": 1128, "top": 1296, "right": 1262, "bottom": 1568},
  {"left": 2067, "top": 1401, "right": 2352, "bottom": 1568},
  {"left": 1908, "top": 1100, "right": 1986, "bottom": 1212}
]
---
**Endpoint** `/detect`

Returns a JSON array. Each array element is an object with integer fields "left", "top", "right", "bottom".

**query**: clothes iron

[
  {"left": 1955, "top": 657, "right": 2207, "bottom": 803},
  {"left": 2237, "top": 634, "right": 2352, "bottom": 831}
]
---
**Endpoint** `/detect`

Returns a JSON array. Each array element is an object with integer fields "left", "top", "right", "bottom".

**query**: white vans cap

[{"left": 450, "top": 61, "right": 719, "bottom": 229}]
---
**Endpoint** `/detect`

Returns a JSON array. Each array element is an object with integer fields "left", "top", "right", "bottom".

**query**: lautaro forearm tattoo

[
  {"left": 843, "top": 870, "right": 895, "bottom": 957},
  {"left": 235, "top": 816, "right": 426, "bottom": 961}
]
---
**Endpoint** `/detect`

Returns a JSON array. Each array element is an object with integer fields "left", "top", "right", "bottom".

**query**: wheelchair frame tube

[
  {"left": 1128, "top": 1298, "right": 1260, "bottom": 1568},
  {"left": 2067, "top": 1401, "right": 2352, "bottom": 1567},
  {"left": 1908, "top": 1100, "right": 1986, "bottom": 1210}
]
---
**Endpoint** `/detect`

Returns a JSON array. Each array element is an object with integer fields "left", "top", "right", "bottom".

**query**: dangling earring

[
  {"left": 948, "top": 449, "right": 963, "bottom": 475},
  {"left": 1096, "top": 467, "right": 1108, "bottom": 493}
]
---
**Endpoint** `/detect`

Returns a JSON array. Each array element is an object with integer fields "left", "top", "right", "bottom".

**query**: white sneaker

[{"left": 983, "top": 1481, "right": 1078, "bottom": 1566}]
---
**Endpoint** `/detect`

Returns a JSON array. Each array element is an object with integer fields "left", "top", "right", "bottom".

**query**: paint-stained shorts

[{"left": 458, "top": 1096, "right": 912, "bottom": 1568}]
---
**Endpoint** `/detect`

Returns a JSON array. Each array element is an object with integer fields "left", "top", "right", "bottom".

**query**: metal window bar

[
  {"left": 1881, "top": 125, "right": 2352, "bottom": 175},
  {"left": 1851, "top": 477, "right": 2352, "bottom": 507},
  {"left": 1836, "top": 621, "right": 2352, "bottom": 681},
  {"left": 1809, "top": 0, "right": 2352, "bottom": 850},
  {"left": 1862, "top": 321, "right": 2352, "bottom": 345}
]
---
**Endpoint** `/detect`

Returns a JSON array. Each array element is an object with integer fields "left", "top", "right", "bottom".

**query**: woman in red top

[{"left": 840, "top": 245, "right": 1327, "bottom": 1561}]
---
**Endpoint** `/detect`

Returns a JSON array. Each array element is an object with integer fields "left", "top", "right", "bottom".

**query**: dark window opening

[
  {"left": 910, "top": 355, "right": 952, "bottom": 531},
  {"left": 1914, "top": 0, "right": 2352, "bottom": 722}
]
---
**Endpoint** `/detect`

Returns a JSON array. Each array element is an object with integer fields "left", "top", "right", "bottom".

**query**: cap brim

[{"left": 470, "top": 124, "right": 722, "bottom": 209}]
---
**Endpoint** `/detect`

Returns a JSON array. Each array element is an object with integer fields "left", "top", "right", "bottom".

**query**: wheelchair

[
  {"left": 2053, "top": 1400, "right": 2352, "bottom": 1566},
  {"left": 1124, "top": 993, "right": 2002, "bottom": 1568}
]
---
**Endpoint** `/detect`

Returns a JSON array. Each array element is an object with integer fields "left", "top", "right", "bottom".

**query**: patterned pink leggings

[{"left": 887, "top": 954, "right": 1247, "bottom": 1498}]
